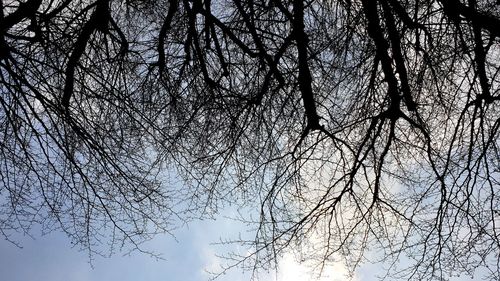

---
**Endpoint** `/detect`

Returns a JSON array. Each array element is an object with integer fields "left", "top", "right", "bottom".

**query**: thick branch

[
  {"left": 157, "top": 0, "right": 178, "bottom": 73},
  {"left": 292, "top": 0, "right": 320, "bottom": 130},
  {"left": 0, "top": 0, "right": 42, "bottom": 31},
  {"left": 439, "top": 0, "right": 500, "bottom": 38},
  {"left": 380, "top": 0, "right": 417, "bottom": 111},
  {"left": 361, "top": 0, "right": 401, "bottom": 114},
  {"left": 62, "top": 0, "right": 110, "bottom": 110},
  {"left": 468, "top": 0, "right": 492, "bottom": 103}
]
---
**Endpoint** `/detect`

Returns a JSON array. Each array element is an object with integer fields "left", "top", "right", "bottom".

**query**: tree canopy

[{"left": 1, "top": 0, "right": 500, "bottom": 279}]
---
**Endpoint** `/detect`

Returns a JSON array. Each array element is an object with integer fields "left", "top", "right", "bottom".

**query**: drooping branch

[
  {"left": 380, "top": 0, "right": 417, "bottom": 112},
  {"left": 184, "top": 0, "right": 214, "bottom": 87},
  {"left": 361, "top": 0, "right": 401, "bottom": 116},
  {"left": 157, "top": 0, "right": 178, "bottom": 74},
  {"left": 468, "top": 0, "right": 492, "bottom": 103},
  {"left": 2, "top": 1, "right": 500, "bottom": 279},
  {"left": 292, "top": 0, "right": 321, "bottom": 130},
  {"left": 199, "top": 10, "right": 259, "bottom": 58},
  {"left": 232, "top": 0, "right": 285, "bottom": 85},
  {"left": 62, "top": 0, "right": 110, "bottom": 111},
  {"left": 439, "top": 0, "right": 500, "bottom": 38},
  {"left": 0, "top": 0, "right": 42, "bottom": 58},
  {"left": 0, "top": 0, "right": 42, "bottom": 31}
]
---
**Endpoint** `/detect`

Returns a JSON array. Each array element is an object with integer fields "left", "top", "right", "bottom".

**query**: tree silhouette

[{"left": 1, "top": 0, "right": 500, "bottom": 279}]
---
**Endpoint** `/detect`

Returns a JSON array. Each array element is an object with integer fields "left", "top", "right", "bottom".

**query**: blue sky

[
  {"left": 0, "top": 212, "right": 484, "bottom": 281},
  {"left": 0, "top": 207, "right": 360, "bottom": 281},
  {"left": 0, "top": 211, "right": 258, "bottom": 281}
]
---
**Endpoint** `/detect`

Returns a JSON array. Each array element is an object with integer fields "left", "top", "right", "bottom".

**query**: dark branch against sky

[{"left": 0, "top": 0, "right": 500, "bottom": 280}]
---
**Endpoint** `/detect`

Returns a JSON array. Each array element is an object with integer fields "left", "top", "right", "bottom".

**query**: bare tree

[{"left": 1, "top": 0, "right": 500, "bottom": 279}]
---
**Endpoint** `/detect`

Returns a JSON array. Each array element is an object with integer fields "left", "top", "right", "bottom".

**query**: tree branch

[
  {"left": 439, "top": 0, "right": 500, "bottom": 38},
  {"left": 293, "top": 0, "right": 320, "bottom": 130},
  {"left": 62, "top": 0, "right": 110, "bottom": 111}
]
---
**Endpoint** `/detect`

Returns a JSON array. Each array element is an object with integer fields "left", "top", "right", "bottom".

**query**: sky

[
  {"left": 0, "top": 211, "right": 483, "bottom": 281},
  {"left": 0, "top": 206, "right": 366, "bottom": 281},
  {"left": 0, "top": 210, "right": 345, "bottom": 281}
]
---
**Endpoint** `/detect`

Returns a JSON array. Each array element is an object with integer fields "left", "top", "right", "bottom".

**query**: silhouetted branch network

[{"left": 0, "top": 0, "right": 500, "bottom": 279}]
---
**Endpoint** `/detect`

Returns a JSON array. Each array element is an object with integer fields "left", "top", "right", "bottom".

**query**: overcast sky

[
  {"left": 0, "top": 207, "right": 360, "bottom": 281},
  {"left": 0, "top": 211, "right": 482, "bottom": 281}
]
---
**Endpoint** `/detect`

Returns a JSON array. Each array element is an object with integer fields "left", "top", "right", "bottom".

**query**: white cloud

[{"left": 275, "top": 252, "right": 357, "bottom": 281}]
